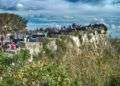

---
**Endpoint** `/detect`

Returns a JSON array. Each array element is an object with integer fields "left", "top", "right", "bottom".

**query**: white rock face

[
  {"left": 82, "top": 33, "right": 89, "bottom": 44},
  {"left": 25, "top": 42, "right": 43, "bottom": 62},
  {"left": 89, "top": 33, "right": 99, "bottom": 44},
  {"left": 25, "top": 42, "right": 41, "bottom": 57},
  {"left": 24, "top": 37, "right": 27, "bottom": 43},
  {"left": 69, "top": 36, "right": 81, "bottom": 54},
  {"left": 70, "top": 36, "right": 80, "bottom": 47},
  {"left": 47, "top": 40, "right": 57, "bottom": 52}
]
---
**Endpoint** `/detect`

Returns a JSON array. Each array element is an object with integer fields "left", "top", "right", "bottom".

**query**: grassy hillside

[{"left": 0, "top": 36, "right": 120, "bottom": 86}]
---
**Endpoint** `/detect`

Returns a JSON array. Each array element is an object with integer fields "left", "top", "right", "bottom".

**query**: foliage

[
  {"left": 0, "top": 13, "right": 27, "bottom": 34},
  {"left": 13, "top": 49, "right": 30, "bottom": 63},
  {"left": 0, "top": 37, "right": 120, "bottom": 86},
  {"left": 42, "top": 38, "right": 55, "bottom": 58},
  {"left": 0, "top": 52, "right": 13, "bottom": 68},
  {"left": 0, "top": 59, "right": 72, "bottom": 86},
  {"left": 13, "top": 61, "right": 72, "bottom": 86}
]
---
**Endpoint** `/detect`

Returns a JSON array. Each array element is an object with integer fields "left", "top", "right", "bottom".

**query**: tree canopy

[{"left": 0, "top": 13, "right": 27, "bottom": 34}]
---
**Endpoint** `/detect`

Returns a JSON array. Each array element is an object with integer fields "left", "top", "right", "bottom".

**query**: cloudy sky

[{"left": 0, "top": 0, "right": 120, "bottom": 16}]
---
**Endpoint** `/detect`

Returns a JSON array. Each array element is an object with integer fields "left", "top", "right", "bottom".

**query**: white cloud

[{"left": 0, "top": 0, "right": 120, "bottom": 16}]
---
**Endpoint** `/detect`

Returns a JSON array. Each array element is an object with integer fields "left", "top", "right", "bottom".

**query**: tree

[{"left": 0, "top": 13, "right": 27, "bottom": 35}]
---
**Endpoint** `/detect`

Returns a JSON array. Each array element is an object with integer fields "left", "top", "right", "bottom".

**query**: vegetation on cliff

[{"left": 0, "top": 36, "right": 119, "bottom": 86}]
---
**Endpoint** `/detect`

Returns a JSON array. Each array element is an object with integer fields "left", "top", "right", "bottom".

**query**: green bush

[
  {"left": 23, "top": 62, "right": 71, "bottom": 86},
  {"left": 0, "top": 52, "right": 13, "bottom": 68},
  {"left": 13, "top": 49, "right": 30, "bottom": 65},
  {"left": 4, "top": 61, "right": 72, "bottom": 86}
]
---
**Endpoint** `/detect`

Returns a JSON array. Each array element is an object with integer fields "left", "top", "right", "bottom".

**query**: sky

[
  {"left": 0, "top": 0, "right": 120, "bottom": 16},
  {"left": 0, "top": 0, "right": 120, "bottom": 37}
]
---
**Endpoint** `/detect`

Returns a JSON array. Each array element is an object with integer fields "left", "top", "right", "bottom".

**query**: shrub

[
  {"left": 12, "top": 60, "right": 72, "bottom": 86},
  {"left": 0, "top": 52, "right": 13, "bottom": 68},
  {"left": 13, "top": 49, "right": 30, "bottom": 65}
]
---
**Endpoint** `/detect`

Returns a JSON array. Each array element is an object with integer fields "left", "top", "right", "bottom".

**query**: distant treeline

[{"left": 27, "top": 23, "right": 108, "bottom": 37}]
